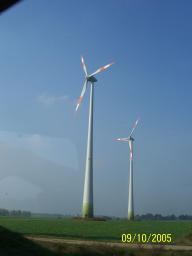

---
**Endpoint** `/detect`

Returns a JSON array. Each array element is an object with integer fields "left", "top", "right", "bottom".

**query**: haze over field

[{"left": 0, "top": 0, "right": 191, "bottom": 217}]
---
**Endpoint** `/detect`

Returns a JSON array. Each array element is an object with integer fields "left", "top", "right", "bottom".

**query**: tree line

[
  {"left": 0, "top": 208, "right": 31, "bottom": 217},
  {"left": 134, "top": 213, "right": 192, "bottom": 221},
  {"left": 102, "top": 214, "right": 192, "bottom": 220},
  {"left": 1, "top": 210, "right": 191, "bottom": 220}
]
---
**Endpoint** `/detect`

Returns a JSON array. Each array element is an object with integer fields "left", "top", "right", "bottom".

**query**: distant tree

[
  {"left": 0, "top": 208, "right": 9, "bottom": 216},
  {"left": 10, "top": 210, "right": 18, "bottom": 216},
  {"left": 179, "top": 214, "right": 192, "bottom": 220},
  {"left": 154, "top": 214, "right": 162, "bottom": 220},
  {"left": 136, "top": 213, "right": 178, "bottom": 221},
  {"left": 22, "top": 211, "right": 31, "bottom": 217},
  {"left": 8, "top": 209, "right": 31, "bottom": 217},
  {"left": 141, "top": 213, "right": 154, "bottom": 220},
  {"left": 134, "top": 215, "right": 141, "bottom": 221}
]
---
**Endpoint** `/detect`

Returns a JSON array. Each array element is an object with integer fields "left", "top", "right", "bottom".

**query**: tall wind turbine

[
  {"left": 76, "top": 56, "right": 114, "bottom": 218},
  {"left": 117, "top": 118, "right": 140, "bottom": 220}
]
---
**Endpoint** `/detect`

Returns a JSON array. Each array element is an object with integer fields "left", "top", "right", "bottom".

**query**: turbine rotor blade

[
  {"left": 117, "top": 138, "right": 129, "bottom": 142},
  {"left": 129, "top": 140, "right": 133, "bottom": 160},
  {"left": 129, "top": 117, "right": 140, "bottom": 137},
  {"left": 81, "top": 56, "right": 88, "bottom": 76},
  {"left": 89, "top": 62, "right": 115, "bottom": 77},
  {"left": 75, "top": 80, "right": 88, "bottom": 111}
]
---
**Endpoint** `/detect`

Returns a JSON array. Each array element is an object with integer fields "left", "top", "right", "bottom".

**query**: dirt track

[{"left": 26, "top": 236, "right": 192, "bottom": 251}]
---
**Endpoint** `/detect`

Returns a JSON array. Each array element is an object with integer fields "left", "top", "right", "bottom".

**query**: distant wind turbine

[
  {"left": 76, "top": 56, "right": 114, "bottom": 218},
  {"left": 117, "top": 117, "right": 140, "bottom": 220}
]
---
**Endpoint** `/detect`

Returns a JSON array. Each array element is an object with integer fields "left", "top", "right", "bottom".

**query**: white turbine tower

[
  {"left": 76, "top": 56, "right": 114, "bottom": 218},
  {"left": 117, "top": 118, "right": 140, "bottom": 220}
]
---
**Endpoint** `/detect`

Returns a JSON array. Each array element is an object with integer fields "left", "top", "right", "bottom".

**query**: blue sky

[{"left": 0, "top": 0, "right": 191, "bottom": 217}]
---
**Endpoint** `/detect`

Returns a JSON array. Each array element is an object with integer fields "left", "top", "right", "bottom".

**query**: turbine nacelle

[
  {"left": 87, "top": 76, "right": 97, "bottom": 83},
  {"left": 128, "top": 136, "right": 134, "bottom": 141}
]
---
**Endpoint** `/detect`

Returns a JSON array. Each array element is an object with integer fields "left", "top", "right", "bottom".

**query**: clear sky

[{"left": 0, "top": 0, "right": 191, "bottom": 217}]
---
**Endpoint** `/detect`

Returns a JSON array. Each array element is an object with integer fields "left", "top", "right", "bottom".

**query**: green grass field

[
  {"left": 1, "top": 225, "right": 192, "bottom": 256},
  {"left": 0, "top": 217, "right": 192, "bottom": 244}
]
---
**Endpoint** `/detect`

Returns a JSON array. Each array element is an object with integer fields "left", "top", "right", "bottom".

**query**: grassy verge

[
  {"left": 0, "top": 225, "right": 59, "bottom": 256},
  {"left": 30, "top": 240, "right": 192, "bottom": 256}
]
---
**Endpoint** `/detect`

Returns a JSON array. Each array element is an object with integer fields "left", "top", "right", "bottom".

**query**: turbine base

[
  {"left": 128, "top": 212, "right": 134, "bottom": 221},
  {"left": 82, "top": 203, "right": 94, "bottom": 218}
]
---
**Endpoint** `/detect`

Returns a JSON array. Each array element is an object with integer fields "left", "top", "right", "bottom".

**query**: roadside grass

[
  {"left": 0, "top": 225, "right": 59, "bottom": 256},
  {"left": 177, "top": 233, "right": 192, "bottom": 245},
  {"left": 24, "top": 240, "right": 192, "bottom": 256}
]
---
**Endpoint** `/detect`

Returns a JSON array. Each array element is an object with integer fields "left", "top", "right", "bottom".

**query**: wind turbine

[
  {"left": 76, "top": 56, "right": 114, "bottom": 218},
  {"left": 117, "top": 117, "right": 140, "bottom": 220}
]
